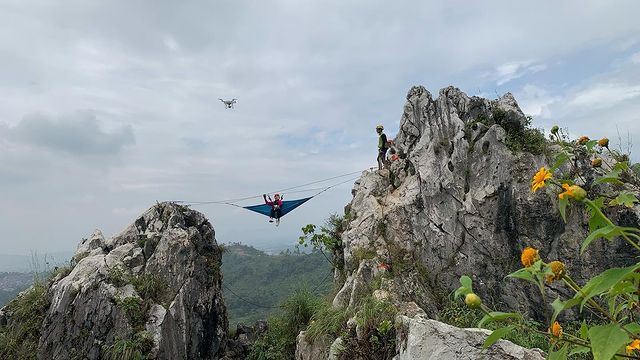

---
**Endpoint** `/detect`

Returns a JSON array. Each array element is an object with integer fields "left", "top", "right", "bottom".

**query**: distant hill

[
  {"left": 221, "top": 243, "right": 333, "bottom": 328},
  {"left": 0, "top": 252, "right": 74, "bottom": 307},
  {"left": 0, "top": 273, "right": 33, "bottom": 307},
  {"left": 0, "top": 252, "right": 74, "bottom": 273},
  {"left": 0, "top": 244, "right": 334, "bottom": 327}
]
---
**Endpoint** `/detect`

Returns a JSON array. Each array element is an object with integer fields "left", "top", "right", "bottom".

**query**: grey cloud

[
  {"left": 5, "top": 112, "right": 134, "bottom": 156},
  {"left": 1, "top": 0, "right": 639, "bottom": 255}
]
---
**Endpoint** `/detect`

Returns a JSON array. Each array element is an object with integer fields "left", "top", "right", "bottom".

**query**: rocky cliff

[
  {"left": 287, "top": 85, "right": 640, "bottom": 359},
  {"left": 334, "top": 85, "right": 637, "bottom": 318},
  {"left": 1, "top": 202, "right": 227, "bottom": 360}
]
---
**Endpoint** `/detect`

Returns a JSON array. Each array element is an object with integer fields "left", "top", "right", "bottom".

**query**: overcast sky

[{"left": 1, "top": 1, "right": 639, "bottom": 255}]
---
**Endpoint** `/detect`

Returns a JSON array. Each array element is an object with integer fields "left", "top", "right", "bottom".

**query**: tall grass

[
  {"left": 0, "top": 281, "right": 49, "bottom": 360},
  {"left": 248, "top": 289, "right": 325, "bottom": 360}
]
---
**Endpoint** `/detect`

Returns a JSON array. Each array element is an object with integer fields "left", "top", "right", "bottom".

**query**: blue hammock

[{"left": 243, "top": 197, "right": 313, "bottom": 218}]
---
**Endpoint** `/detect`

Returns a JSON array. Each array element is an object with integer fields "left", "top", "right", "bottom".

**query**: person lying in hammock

[{"left": 263, "top": 193, "right": 283, "bottom": 225}]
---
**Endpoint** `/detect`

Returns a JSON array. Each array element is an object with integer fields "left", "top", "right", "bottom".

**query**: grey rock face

[
  {"left": 222, "top": 321, "right": 268, "bottom": 359},
  {"left": 36, "top": 202, "right": 227, "bottom": 360},
  {"left": 395, "top": 306, "right": 545, "bottom": 360},
  {"left": 295, "top": 331, "right": 332, "bottom": 360},
  {"left": 334, "top": 85, "right": 638, "bottom": 318}
]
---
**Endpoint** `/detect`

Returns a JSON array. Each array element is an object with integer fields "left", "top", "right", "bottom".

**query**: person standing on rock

[{"left": 376, "top": 124, "right": 388, "bottom": 170}]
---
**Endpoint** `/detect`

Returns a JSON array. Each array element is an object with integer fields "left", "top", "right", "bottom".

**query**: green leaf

[
  {"left": 551, "top": 152, "right": 570, "bottom": 171},
  {"left": 454, "top": 276, "right": 473, "bottom": 300},
  {"left": 624, "top": 323, "right": 640, "bottom": 335},
  {"left": 460, "top": 275, "right": 473, "bottom": 290},
  {"left": 609, "top": 191, "right": 639, "bottom": 208},
  {"left": 609, "top": 280, "right": 636, "bottom": 297},
  {"left": 549, "top": 343, "right": 569, "bottom": 360},
  {"left": 586, "top": 139, "right": 598, "bottom": 152},
  {"left": 613, "top": 161, "right": 629, "bottom": 171},
  {"left": 595, "top": 168, "right": 623, "bottom": 185},
  {"left": 454, "top": 286, "right": 471, "bottom": 300},
  {"left": 597, "top": 177, "right": 624, "bottom": 185},
  {"left": 559, "top": 197, "right": 569, "bottom": 223},
  {"left": 551, "top": 297, "right": 582, "bottom": 324},
  {"left": 580, "top": 321, "right": 589, "bottom": 340},
  {"left": 482, "top": 325, "right": 515, "bottom": 350},
  {"left": 568, "top": 345, "right": 590, "bottom": 357},
  {"left": 581, "top": 225, "right": 624, "bottom": 254},
  {"left": 588, "top": 323, "right": 630, "bottom": 360},
  {"left": 477, "top": 312, "right": 521, "bottom": 328},
  {"left": 588, "top": 198, "right": 608, "bottom": 232},
  {"left": 577, "top": 264, "right": 640, "bottom": 309},
  {"left": 506, "top": 268, "right": 537, "bottom": 285}
]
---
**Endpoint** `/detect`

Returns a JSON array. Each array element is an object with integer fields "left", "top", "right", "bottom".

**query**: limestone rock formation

[
  {"left": 335, "top": 85, "right": 638, "bottom": 318},
  {"left": 3, "top": 202, "right": 227, "bottom": 360},
  {"left": 395, "top": 306, "right": 545, "bottom": 360},
  {"left": 294, "top": 85, "right": 640, "bottom": 359}
]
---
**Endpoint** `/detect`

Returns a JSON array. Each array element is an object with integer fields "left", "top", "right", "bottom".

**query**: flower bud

[
  {"left": 551, "top": 125, "right": 559, "bottom": 134},
  {"left": 577, "top": 136, "right": 589, "bottom": 145},
  {"left": 592, "top": 158, "right": 602, "bottom": 168},
  {"left": 465, "top": 293, "right": 482, "bottom": 308},
  {"left": 545, "top": 261, "right": 566, "bottom": 283},
  {"left": 572, "top": 186, "right": 587, "bottom": 201},
  {"left": 598, "top": 138, "right": 609, "bottom": 148}
]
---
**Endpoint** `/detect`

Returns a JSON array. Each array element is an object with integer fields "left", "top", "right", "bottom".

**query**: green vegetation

[
  {"left": 0, "top": 273, "right": 33, "bottom": 307},
  {"left": 476, "top": 110, "right": 547, "bottom": 155},
  {"left": 352, "top": 247, "right": 376, "bottom": 261},
  {"left": 339, "top": 296, "right": 397, "bottom": 360},
  {"left": 438, "top": 298, "right": 592, "bottom": 358},
  {"left": 245, "top": 210, "right": 349, "bottom": 359},
  {"left": 105, "top": 267, "right": 170, "bottom": 359},
  {"left": 454, "top": 128, "right": 640, "bottom": 359},
  {"left": 117, "top": 297, "right": 147, "bottom": 331},
  {"left": 247, "top": 290, "right": 398, "bottom": 360},
  {"left": 298, "top": 213, "right": 347, "bottom": 271},
  {"left": 0, "top": 280, "right": 49, "bottom": 360},
  {"left": 0, "top": 256, "right": 78, "bottom": 360},
  {"left": 305, "top": 304, "right": 351, "bottom": 342},
  {"left": 247, "top": 290, "right": 325, "bottom": 360},
  {"left": 221, "top": 243, "right": 332, "bottom": 328},
  {"left": 106, "top": 267, "right": 169, "bottom": 304},
  {"left": 102, "top": 332, "right": 154, "bottom": 360}
]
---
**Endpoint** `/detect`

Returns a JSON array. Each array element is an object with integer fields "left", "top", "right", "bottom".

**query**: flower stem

[{"left": 584, "top": 199, "right": 640, "bottom": 252}]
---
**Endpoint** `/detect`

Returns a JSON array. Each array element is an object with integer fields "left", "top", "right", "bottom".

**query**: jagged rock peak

[
  {"left": 292, "top": 84, "right": 637, "bottom": 359},
  {"left": 29, "top": 202, "right": 226, "bottom": 360},
  {"left": 335, "top": 84, "right": 636, "bottom": 316}
]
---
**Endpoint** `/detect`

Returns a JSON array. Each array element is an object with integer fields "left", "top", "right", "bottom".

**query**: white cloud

[
  {"left": 631, "top": 52, "right": 640, "bottom": 64},
  {"left": 567, "top": 83, "right": 640, "bottom": 110},
  {"left": 516, "top": 84, "right": 560, "bottom": 118},
  {"left": 492, "top": 61, "right": 547, "bottom": 86},
  {"left": 163, "top": 35, "right": 180, "bottom": 52}
]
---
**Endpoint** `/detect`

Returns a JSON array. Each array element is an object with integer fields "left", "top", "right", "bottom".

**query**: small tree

[{"left": 298, "top": 214, "right": 346, "bottom": 272}]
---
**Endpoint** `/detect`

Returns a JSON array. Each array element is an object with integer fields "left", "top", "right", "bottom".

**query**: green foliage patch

[
  {"left": 0, "top": 281, "right": 49, "bottom": 360},
  {"left": 247, "top": 290, "right": 325, "bottom": 360},
  {"left": 102, "top": 332, "right": 154, "bottom": 360},
  {"left": 305, "top": 303, "right": 351, "bottom": 342},
  {"left": 476, "top": 110, "right": 547, "bottom": 155},
  {"left": 339, "top": 296, "right": 397, "bottom": 360}
]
